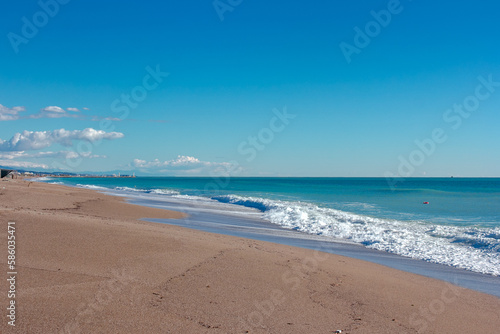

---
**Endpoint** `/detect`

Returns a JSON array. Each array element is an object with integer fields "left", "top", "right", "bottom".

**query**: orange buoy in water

[{"left": 423, "top": 202, "right": 429, "bottom": 204}]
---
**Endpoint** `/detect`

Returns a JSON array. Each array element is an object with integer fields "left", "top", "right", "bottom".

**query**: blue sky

[{"left": 1, "top": 0, "right": 499, "bottom": 176}]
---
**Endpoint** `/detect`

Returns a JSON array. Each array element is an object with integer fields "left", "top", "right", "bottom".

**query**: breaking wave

[{"left": 212, "top": 194, "right": 500, "bottom": 276}]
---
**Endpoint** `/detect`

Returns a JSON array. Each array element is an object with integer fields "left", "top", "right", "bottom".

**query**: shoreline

[
  {"left": 1, "top": 179, "right": 499, "bottom": 333},
  {"left": 99, "top": 184, "right": 500, "bottom": 298}
]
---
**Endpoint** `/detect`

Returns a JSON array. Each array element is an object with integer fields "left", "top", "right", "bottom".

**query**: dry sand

[{"left": 0, "top": 178, "right": 499, "bottom": 333}]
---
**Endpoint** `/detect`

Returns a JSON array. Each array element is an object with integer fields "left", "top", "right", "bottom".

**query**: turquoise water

[
  {"left": 44, "top": 177, "right": 500, "bottom": 275},
  {"left": 50, "top": 177, "right": 500, "bottom": 226}
]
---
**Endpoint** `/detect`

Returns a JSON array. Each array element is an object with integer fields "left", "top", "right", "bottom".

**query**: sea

[{"left": 38, "top": 176, "right": 500, "bottom": 295}]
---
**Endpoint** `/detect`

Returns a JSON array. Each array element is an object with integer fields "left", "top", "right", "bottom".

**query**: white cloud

[
  {"left": 132, "top": 155, "right": 241, "bottom": 175},
  {"left": 0, "top": 149, "right": 106, "bottom": 171},
  {"left": 2, "top": 103, "right": 161, "bottom": 123},
  {"left": 0, "top": 104, "right": 25, "bottom": 121},
  {"left": 42, "top": 106, "right": 65, "bottom": 113},
  {"left": 0, "top": 128, "right": 124, "bottom": 151},
  {"left": 0, "top": 160, "right": 49, "bottom": 169},
  {"left": 0, "top": 151, "right": 106, "bottom": 160},
  {"left": 91, "top": 116, "right": 122, "bottom": 122},
  {"left": 1, "top": 105, "right": 85, "bottom": 120},
  {"left": 132, "top": 156, "right": 204, "bottom": 169},
  {"left": 30, "top": 106, "right": 79, "bottom": 119},
  {"left": 78, "top": 152, "right": 107, "bottom": 159}
]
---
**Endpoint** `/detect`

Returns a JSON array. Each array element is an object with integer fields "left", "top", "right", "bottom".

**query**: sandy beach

[{"left": 0, "top": 179, "right": 499, "bottom": 333}]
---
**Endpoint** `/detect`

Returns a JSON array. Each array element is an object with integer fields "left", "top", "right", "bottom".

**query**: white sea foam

[
  {"left": 114, "top": 186, "right": 144, "bottom": 192},
  {"left": 342, "top": 202, "right": 378, "bottom": 210},
  {"left": 112, "top": 186, "right": 181, "bottom": 196},
  {"left": 150, "top": 188, "right": 180, "bottom": 195},
  {"left": 173, "top": 194, "right": 214, "bottom": 201},
  {"left": 212, "top": 194, "right": 500, "bottom": 276},
  {"left": 76, "top": 185, "right": 181, "bottom": 196},
  {"left": 76, "top": 184, "right": 109, "bottom": 190},
  {"left": 31, "top": 177, "right": 52, "bottom": 182}
]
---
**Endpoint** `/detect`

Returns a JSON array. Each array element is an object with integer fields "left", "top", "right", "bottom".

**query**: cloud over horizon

[
  {"left": 0, "top": 128, "right": 124, "bottom": 151},
  {"left": 1, "top": 104, "right": 86, "bottom": 121},
  {"left": 0, "top": 104, "right": 25, "bottom": 121},
  {"left": 0, "top": 160, "right": 49, "bottom": 169},
  {"left": 0, "top": 150, "right": 106, "bottom": 160},
  {"left": 132, "top": 155, "right": 241, "bottom": 175},
  {"left": 29, "top": 106, "right": 81, "bottom": 119},
  {"left": 1, "top": 103, "right": 168, "bottom": 123}
]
